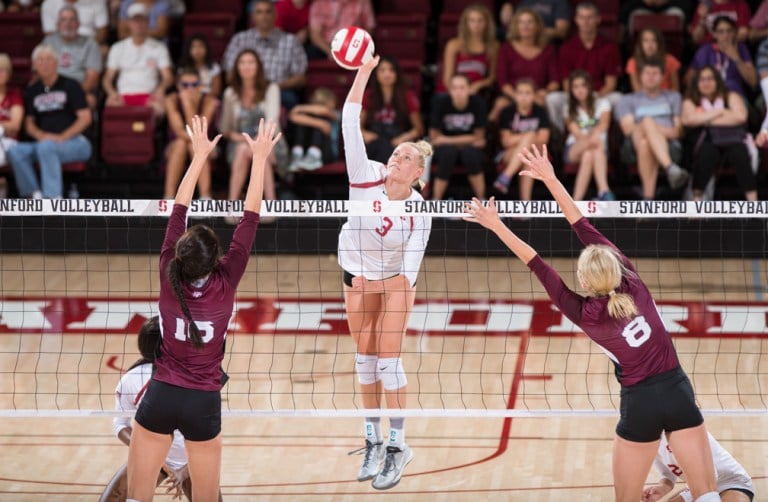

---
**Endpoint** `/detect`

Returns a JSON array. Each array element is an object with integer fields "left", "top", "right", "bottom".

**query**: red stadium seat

[
  {"left": 442, "top": 0, "right": 493, "bottom": 14},
  {"left": 182, "top": 13, "right": 236, "bottom": 62},
  {"left": 186, "top": 0, "right": 243, "bottom": 17},
  {"left": 377, "top": 0, "right": 430, "bottom": 15},
  {"left": 0, "top": 12, "right": 44, "bottom": 59},
  {"left": 374, "top": 15, "right": 427, "bottom": 63},
  {"left": 437, "top": 13, "right": 460, "bottom": 55},
  {"left": 10, "top": 57, "right": 32, "bottom": 89},
  {"left": 100, "top": 107, "right": 156, "bottom": 165},
  {"left": 304, "top": 60, "right": 355, "bottom": 107}
]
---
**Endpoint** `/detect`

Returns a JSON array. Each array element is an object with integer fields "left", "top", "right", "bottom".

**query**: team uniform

[
  {"left": 528, "top": 217, "right": 703, "bottom": 442},
  {"left": 338, "top": 102, "right": 431, "bottom": 286},
  {"left": 654, "top": 433, "right": 754, "bottom": 502},
  {"left": 135, "top": 204, "right": 259, "bottom": 441}
]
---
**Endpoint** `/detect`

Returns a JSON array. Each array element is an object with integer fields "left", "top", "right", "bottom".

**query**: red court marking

[{"left": 106, "top": 356, "right": 124, "bottom": 373}]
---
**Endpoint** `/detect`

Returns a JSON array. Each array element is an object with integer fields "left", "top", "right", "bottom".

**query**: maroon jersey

[
  {"left": 154, "top": 204, "right": 259, "bottom": 391},
  {"left": 528, "top": 217, "right": 679, "bottom": 387}
]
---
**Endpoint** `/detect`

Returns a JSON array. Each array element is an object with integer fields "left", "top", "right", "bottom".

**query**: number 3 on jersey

[
  {"left": 173, "top": 317, "right": 214, "bottom": 344},
  {"left": 621, "top": 315, "right": 651, "bottom": 348},
  {"left": 375, "top": 217, "right": 393, "bottom": 237}
]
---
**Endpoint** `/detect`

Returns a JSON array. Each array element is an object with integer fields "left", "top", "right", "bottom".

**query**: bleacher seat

[
  {"left": 442, "top": 0, "right": 493, "bottom": 14},
  {"left": 10, "top": 57, "right": 32, "bottom": 89},
  {"left": 304, "top": 60, "right": 355, "bottom": 106},
  {"left": 377, "top": 0, "right": 430, "bottom": 15},
  {"left": 437, "top": 13, "right": 460, "bottom": 55},
  {"left": 186, "top": 0, "right": 243, "bottom": 17},
  {"left": 374, "top": 15, "right": 427, "bottom": 63},
  {"left": 100, "top": 107, "right": 156, "bottom": 166},
  {"left": 182, "top": 13, "right": 236, "bottom": 62},
  {"left": 0, "top": 12, "right": 44, "bottom": 59}
]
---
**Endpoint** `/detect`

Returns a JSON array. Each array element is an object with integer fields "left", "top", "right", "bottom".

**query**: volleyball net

[{"left": 1, "top": 199, "right": 767, "bottom": 418}]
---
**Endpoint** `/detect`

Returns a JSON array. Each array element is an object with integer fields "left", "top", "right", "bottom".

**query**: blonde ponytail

[{"left": 607, "top": 291, "right": 638, "bottom": 319}]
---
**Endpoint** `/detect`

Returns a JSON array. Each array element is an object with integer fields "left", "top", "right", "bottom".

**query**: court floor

[{"left": 0, "top": 254, "right": 766, "bottom": 500}]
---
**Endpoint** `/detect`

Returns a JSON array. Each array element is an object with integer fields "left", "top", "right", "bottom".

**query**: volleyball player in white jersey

[
  {"left": 339, "top": 55, "right": 433, "bottom": 490},
  {"left": 643, "top": 433, "right": 754, "bottom": 502}
]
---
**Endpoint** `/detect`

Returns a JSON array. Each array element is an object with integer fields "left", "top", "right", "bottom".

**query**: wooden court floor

[{"left": 0, "top": 254, "right": 766, "bottom": 500}]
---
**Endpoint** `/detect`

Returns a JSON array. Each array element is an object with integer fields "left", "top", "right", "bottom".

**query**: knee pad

[
  {"left": 694, "top": 492, "right": 720, "bottom": 502},
  {"left": 377, "top": 357, "right": 407, "bottom": 391},
  {"left": 355, "top": 353, "right": 378, "bottom": 385}
]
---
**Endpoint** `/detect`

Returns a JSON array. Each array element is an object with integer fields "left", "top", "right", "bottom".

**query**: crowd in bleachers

[{"left": 0, "top": 0, "right": 767, "bottom": 203}]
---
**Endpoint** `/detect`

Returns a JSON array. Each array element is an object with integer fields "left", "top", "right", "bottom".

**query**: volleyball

[{"left": 330, "top": 26, "right": 375, "bottom": 70}]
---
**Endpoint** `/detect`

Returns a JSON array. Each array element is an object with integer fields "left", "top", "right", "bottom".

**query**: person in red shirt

[
  {"left": 274, "top": 0, "right": 310, "bottom": 44},
  {"left": 465, "top": 144, "right": 720, "bottom": 502},
  {"left": 126, "top": 116, "right": 281, "bottom": 502},
  {"left": 0, "top": 53, "right": 24, "bottom": 197}
]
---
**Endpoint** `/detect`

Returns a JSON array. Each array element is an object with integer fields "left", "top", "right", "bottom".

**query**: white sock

[
  {"left": 364, "top": 418, "right": 382, "bottom": 442},
  {"left": 307, "top": 146, "right": 322, "bottom": 159},
  {"left": 388, "top": 422, "right": 404, "bottom": 448},
  {"left": 291, "top": 146, "right": 303, "bottom": 157}
]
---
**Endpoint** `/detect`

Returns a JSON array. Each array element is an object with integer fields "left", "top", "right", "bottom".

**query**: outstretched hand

[
  {"left": 518, "top": 144, "right": 556, "bottom": 183},
  {"left": 185, "top": 115, "right": 221, "bottom": 159},
  {"left": 359, "top": 55, "right": 380, "bottom": 74},
  {"left": 463, "top": 197, "right": 503, "bottom": 232},
  {"left": 241, "top": 118, "right": 282, "bottom": 161}
]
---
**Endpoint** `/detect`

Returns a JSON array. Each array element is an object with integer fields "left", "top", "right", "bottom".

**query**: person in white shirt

[
  {"left": 643, "top": 432, "right": 754, "bottom": 502},
  {"left": 339, "top": 55, "right": 432, "bottom": 491},
  {"left": 102, "top": 2, "right": 173, "bottom": 115}
]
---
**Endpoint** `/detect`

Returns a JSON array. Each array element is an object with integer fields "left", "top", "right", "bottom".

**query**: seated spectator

[
  {"left": 307, "top": 0, "right": 375, "bottom": 60},
  {"left": 42, "top": 6, "right": 102, "bottom": 108},
  {"left": 755, "top": 37, "right": 768, "bottom": 146},
  {"left": 178, "top": 34, "right": 222, "bottom": 97},
  {"left": 429, "top": 74, "right": 487, "bottom": 201},
  {"left": 492, "top": 79, "right": 550, "bottom": 199},
  {"left": 361, "top": 56, "right": 424, "bottom": 164},
  {"left": 287, "top": 87, "right": 339, "bottom": 171},
  {"left": 618, "top": 0, "right": 690, "bottom": 42},
  {"left": 0, "top": 53, "right": 24, "bottom": 197},
  {"left": 6, "top": 0, "right": 43, "bottom": 12},
  {"left": 222, "top": 0, "right": 307, "bottom": 110},
  {"left": 41, "top": 0, "right": 109, "bottom": 47},
  {"left": 275, "top": 0, "right": 309, "bottom": 45},
  {"left": 563, "top": 70, "right": 613, "bottom": 201},
  {"left": 163, "top": 68, "right": 219, "bottom": 200},
  {"left": 498, "top": 0, "right": 571, "bottom": 43},
  {"left": 102, "top": 3, "right": 173, "bottom": 116},
  {"left": 690, "top": 0, "right": 751, "bottom": 44},
  {"left": 219, "top": 49, "right": 280, "bottom": 204},
  {"left": 686, "top": 15, "right": 757, "bottom": 99},
  {"left": 626, "top": 27, "right": 681, "bottom": 92},
  {"left": 117, "top": 0, "right": 169, "bottom": 41},
  {"left": 490, "top": 8, "right": 558, "bottom": 122},
  {"left": 546, "top": 2, "right": 622, "bottom": 133},
  {"left": 437, "top": 4, "right": 499, "bottom": 101},
  {"left": 615, "top": 58, "right": 688, "bottom": 200},
  {"left": 681, "top": 65, "right": 756, "bottom": 201},
  {"left": 7, "top": 44, "right": 92, "bottom": 199},
  {"left": 748, "top": 0, "right": 768, "bottom": 41}
]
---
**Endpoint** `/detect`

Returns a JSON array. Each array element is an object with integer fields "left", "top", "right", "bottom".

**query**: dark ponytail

[{"left": 168, "top": 258, "right": 204, "bottom": 348}]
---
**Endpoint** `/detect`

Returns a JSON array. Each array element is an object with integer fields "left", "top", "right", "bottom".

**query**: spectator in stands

[
  {"left": 163, "top": 67, "right": 219, "bottom": 200},
  {"left": 626, "top": 27, "right": 681, "bottom": 92},
  {"left": 307, "top": 0, "right": 375, "bottom": 60},
  {"left": 615, "top": 58, "right": 688, "bottom": 200},
  {"left": 437, "top": 4, "right": 498, "bottom": 101},
  {"left": 0, "top": 53, "right": 24, "bottom": 197},
  {"left": 222, "top": 0, "right": 307, "bottom": 110},
  {"left": 287, "top": 87, "right": 339, "bottom": 171},
  {"left": 274, "top": 0, "right": 309, "bottom": 45},
  {"left": 687, "top": 15, "right": 756, "bottom": 99},
  {"left": 748, "top": 0, "right": 768, "bottom": 41},
  {"left": 41, "top": 0, "right": 109, "bottom": 47},
  {"left": 498, "top": 0, "right": 571, "bottom": 43},
  {"left": 102, "top": 3, "right": 173, "bottom": 116},
  {"left": 681, "top": 65, "right": 756, "bottom": 201},
  {"left": 117, "top": 0, "right": 169, "bottom": 41},
  {"left": 7, "top": 44, "right": 91, "bottom": 199},
  {"left": 361, "top": 55, "right": 424, "bottom": 164},
  {"left": 546, "top": 2, "right": 622, "bottom": 133},
  {"left": 492, "top": 79, "right": 551, "bottom": 199},
  {"left": 618, "top": 0, "right": 690, "bottom": 42},
  {"left": 690, "top": 0, "right": 751, "bottom": 44},
  {"left": 6, "top": 0, "right": 43, "bottom": 12},
  {"left": 490, "top": 8, "right": 558, "bottom": 122},
  {"left": 43, "top": 6, "right": 102, "bottom": 108},
  {"left": 755, "top": 37, "right": 768, "bottom": 146},
  {"left": 429, "top": 74, "right": 487, "bottom": 201},
  {"left": 178, "top": 34, "right": 222, "bottom": 97},
  {"left": 219, "top": 49, "right": 280, "bottom": 206}
]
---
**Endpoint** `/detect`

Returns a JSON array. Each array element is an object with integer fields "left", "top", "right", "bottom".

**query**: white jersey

[
  {"left": 654, "top": 433, "right": 753, "bottom": 499},
  {"left": 337, "top": 102, "right": 431, "bottom": 287},
  {"left": 113, "top": 363, "right": 187, "bottom": 471}
]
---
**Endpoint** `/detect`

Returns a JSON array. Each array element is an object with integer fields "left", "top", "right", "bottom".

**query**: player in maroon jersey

[
  {"left": 464, "top": 144, "right": 720, "bottom": 502},
  {"left": 126, "top": 115, "right": 281, "bottom": 502}
]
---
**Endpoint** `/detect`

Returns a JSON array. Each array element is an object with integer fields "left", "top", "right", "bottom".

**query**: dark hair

[
  {"left": 637, "top": 56, "right": 665, "bottom": 75},
  {"left": 567, "top": 70, "right": 595, "bottom": 123},
  {"left": 685, "top": 65, "right": 729, "bottom": 106},
  {"left": 230, "top": 49, "right": 268, "bottom": 102},
  {"left": 177, "top": 66, "right": 201, "bottom": 80},
  {"left": 167, "top": 225, "right": 221, "bottom": 348},
  {"left": 364, "top": 55, "right": 412, "bottom": 133},
  {"left": 633, "top": 27, "right": 667, "bottom": 67},
  {"left": 179, "top": 34, "right": 213, "bottom": 70},
  {"left": 712, "top": 15, "right": 737, "bottom": 33},
  {"left": 128, "top": 315, "right": 161, "bottom": 371},
  {"left": 514, "top": 77, "right": 536, "bottom": 91}
]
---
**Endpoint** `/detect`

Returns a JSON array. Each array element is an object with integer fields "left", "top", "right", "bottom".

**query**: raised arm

[
  {"left": 175, "top": 115, "right": 221, "bottom": 207},
  {"left": 345, "top": 55, "right": 379, "bottom": 106},
  {"left": 463, "top": 197, "right": 537, "bottom": 264},
  {"left": 518, "top": 144, "right": 583, "bottom": 225},
  {"left": 240, "top": 119, "right": 282, "bottom": 213}
]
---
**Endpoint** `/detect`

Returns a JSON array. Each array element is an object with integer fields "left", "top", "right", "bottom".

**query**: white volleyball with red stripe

[{"left": 330, "top": 26, "right": 375, "bottom": 70}]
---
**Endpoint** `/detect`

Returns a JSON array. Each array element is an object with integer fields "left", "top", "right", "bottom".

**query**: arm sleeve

[
  {"left": 159, "top": 204, "right": 189, "bottom": 282},
  {"left": 219, "top": 211, "right": 259, "bottom": 288},
  {"left": 85, "top": 39, "right": 103, "bottom": 72},
  {"left": 527, "top": 255, "right": 584, "bottom": 325},
  {"left": 571, "top": 217, "right": 637, "bottom": 273},
  {"left": 652, "top": 456, "right": 678, "bottom": 484},
  {"left": 112, "top": 377, "right": 136, "bottom": 437},
  {"left": 402, "top": 216, "right": 431, "bottom": 287},
  {"left": 342, "top": 102, "right": 382, "bottom": 184}
]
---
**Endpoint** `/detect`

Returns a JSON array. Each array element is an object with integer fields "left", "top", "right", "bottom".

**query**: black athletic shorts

[
  {"left": 343, "top": 270, "right": 414, "bottom": 287},
  {"left": 135, "top": 379, "right": 221, "bottom": 441},
  {"left": 616, "top": 366, "right": 704, "bottom": 442}
]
